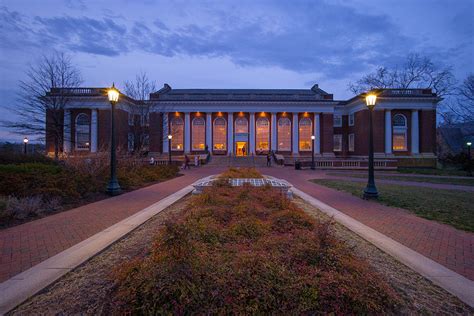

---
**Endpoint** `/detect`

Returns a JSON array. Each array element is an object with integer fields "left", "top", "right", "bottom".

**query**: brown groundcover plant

[
  {"left": 219, "top": 167, "right": 264, "bottom": 179},
  {"left": 112, "top": 184, "right": 401, "bottom": 314}
]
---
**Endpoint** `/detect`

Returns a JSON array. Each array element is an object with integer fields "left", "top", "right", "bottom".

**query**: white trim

[
  {"left": 205, "top": 113, "right": 212, "bottom": 150},
  {"left": 314, "top": 113, "right": 320, "bottom": 154},
  {"left": 184, "top": 112, "right": 191, "bottom": 153},
  {"left": 90, "top": 109, "right": 98, "bottom": 153},
  {"left": 227, "top": 113, "right": 233, "bottom": 154},
  {"left": 348, "top": 133, "right": 355, "bottom": 152},
  {"left": 292, "top": 113, "right": 299, "bottom": 154},
  {"left": 411, "top": 110, "right": 420, "bottom": 154},
  {"left": 385, "top": 110, "right": 392, "bottom": 154},
  {"left": 333, "top": 114, "right": 342, "bottom": 127},
  {"left": 162, "top": 113, "right": 169, "bottom": 153},
  {"left": 271, "top": 112, "right": 277, "bottom": 151},
  {"left": 63, "top": 110, "right": 71, "bottom": 153}
]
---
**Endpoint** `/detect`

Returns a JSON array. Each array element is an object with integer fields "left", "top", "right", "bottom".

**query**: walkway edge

[
  {"left": 291, "top": 187, "right": 474, "bottom": 308},
  {"left": 0, "top": 185, "right": 194, "bottom": 314}
]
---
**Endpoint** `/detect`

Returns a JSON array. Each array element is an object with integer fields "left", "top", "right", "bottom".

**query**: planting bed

[{"left": 10, "top": 181, "right": 472, "bottom": 314}]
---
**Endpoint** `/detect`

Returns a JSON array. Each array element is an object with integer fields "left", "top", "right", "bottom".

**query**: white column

[
  {"left": 249, "top": 112, "right": 255, "bottom": 155},
  {"left": 91, "top": 109, "right": 98, "bottom": 153},
  {"left": 385, "top": 110, "right": 392, "bottom": 154},
  {"left": 314, "top": 113, "right": 320, "bottom": 154},
  {"left": 227, "top": 112, "right": 233, "bottom": 155},
  {"left": 292, "top": 112, "right": 299, "bottom": 155},
  {"left": 206, "top": 112, "right": 212, "bottom": 151},
  {"left": 271, "top": 112, "right": 277, "bottom": 151},
  {"left": 63, "top": 109, "right": 71, "bottom": 153},
  {"left": 162, "top": 112, "right": 169, "bottom": 153},
  {"left": 184, "top": 112, "right": 191, "bottom": 153},
  {"left": 411, "top": 110, "right": 419, "bottom": 154}
]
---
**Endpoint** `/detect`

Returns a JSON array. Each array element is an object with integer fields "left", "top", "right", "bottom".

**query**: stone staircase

[{"left": 208, "top": 155, "right": 267, "bottom": 168}]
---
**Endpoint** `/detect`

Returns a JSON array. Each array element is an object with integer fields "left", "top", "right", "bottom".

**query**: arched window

[
  {"left": 235, "top": 117, "right": 248, "bottom": 134},
  {"left": 299, "top": 117, "right": 312, "bottom": 151},
  {"left": 170, "top": 116, "right": 184, "bottom": 151},
  {"left": 192, "top": 117, "right": 205, "bottom": 150},
  {"left": 392, "top": 114, "right": 407, "bottom": 151},
  {"left": 75, "top": 113, "right": 90, "bottom": 150},
  {"left": 256, "top": 117, "right": 269, "bottom": 152},
  {"left": 213, "top": 117, "right": 227, "bottom": 151},
  {"left": 277, "top": 117, "right": 291, "bottom": 151}
]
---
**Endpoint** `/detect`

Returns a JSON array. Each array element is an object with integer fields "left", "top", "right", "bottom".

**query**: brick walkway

[
  {"left": 1, "top": 165, "right": 473, "bottom": 284},
  {"left": 0, "top": 167, "right": 225, "bottom": 283},
  {"left": 259, "top": 167, "right": 474, "bottom": 281}
]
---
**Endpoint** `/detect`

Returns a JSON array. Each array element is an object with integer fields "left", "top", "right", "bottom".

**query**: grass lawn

[
  {"left": 397, "top": 167, "right": 470, "bottom": 177},
  {"left": 325, "top": 172, "right": 474, "bottom": 186},
  {"left": 311, "top": 179, "right": 474, "bottom": 232}
]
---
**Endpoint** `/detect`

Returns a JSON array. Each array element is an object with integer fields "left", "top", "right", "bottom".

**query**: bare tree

[
  {"left": 123, "top": 72, "right": 157, "bottom": 153},
  {"left": 2, "top": 52, "right": 82, "bottom": 159},
  {"left": 445, "top": 74, "right": 474, "bottom": 123},
  {"left": 348, "top": 53, "right": 456, "bottom": 98}
]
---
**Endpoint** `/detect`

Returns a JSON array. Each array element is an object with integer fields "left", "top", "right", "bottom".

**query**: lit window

[
  {"left": 75, "top": 113, "right": 90, "bottom": 150},
  {"left": 192, "top": 117, "right": 205, "bottom": 150},
  {"left": 277, "top": 117, "right": 291, "bottom": 151},
  {"left": 348, "top": 133, "right": 354, "bottom": 152},
  {"left": 333, "top": 115, "right": 342, "bottom": 127},
  {"left": 213, "top": 117, "right": 227, "bottom": 151},
  {"left": 333, "top": 134, "right": 342, "bottom": 151},
  {"left": 128, "top": 133, "right": 134, "bottom": 152},
  {"left": 299, "top": 117, "right": 312, "bottom": 151},
  {"left": 256, "top": 117, "right": 269, "bottom": 153},
  {"left": 392, "top": 114, "right": 407, "bottom": 151},
  {"left": 170, "top": 116, "right": 184, "bottom": 151},
  {"left": 235, "top": 117, "right": 248, "bottom": 134},
  {"left": 349, "top": 113, "right": 355, "bottom": 126}
]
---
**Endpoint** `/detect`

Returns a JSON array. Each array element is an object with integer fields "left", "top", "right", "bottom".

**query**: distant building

[
  {"left": 45, "top": 84, "right": 439, "bottom": 165},
  {"left": 437, "top": 121, "right": 474, "bottom": 158}
]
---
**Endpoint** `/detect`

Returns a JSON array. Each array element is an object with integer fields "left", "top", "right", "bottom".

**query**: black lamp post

[
  {"left": 363, "top": 93, "right": 379, "bottom": 199},
  {"left": 23, "top": 137, "right": 28, "bottom": 154},
  {"left": 106, "top": 83, "right": 122, "bottom": 196},
  {"left": 168, "top": 134, "right": 172, "bottom": 165},
  {"left": 467, "top": 141, "right": 472, "bottom": 177},
  {"left": 311, "top": 135, "right": 315, "bottom": 170}
]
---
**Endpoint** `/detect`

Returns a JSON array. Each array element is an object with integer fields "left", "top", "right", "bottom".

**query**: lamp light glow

[
  {"left": 311, "top": 135, "right": 315, "bottom": 140},
  {"left": 23, "top": 137, "right": 29, "bottom": 144},
  {"left": 107, "top": 83, "right": 119, "bottom": 103},
  {"left": 168, "top": 134, "right": 173, "bottom": 140},
  {"left": 468, "top": 142, "right": 472, "bottom": 146},
  {"left": 365, "top": 94, "right": 377, "bottom": 107}
]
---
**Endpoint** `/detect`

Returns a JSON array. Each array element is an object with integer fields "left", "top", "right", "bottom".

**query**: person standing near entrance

[
  {"left": 266, "top": 152, "right": 272, "bottom": 167},
  {"left": 184, "top": 154, "right": 191, "bottom": 169},
  {"left": 242, "top": 146, "right": 246, "bottom": 156}
]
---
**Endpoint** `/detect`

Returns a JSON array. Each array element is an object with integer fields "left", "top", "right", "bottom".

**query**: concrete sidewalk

[
  {"left": 0, "top": 166, "right": 225, "bottom": 283},
  {"left": 259, "top": 167, "right": 474, "bottom": 281}
]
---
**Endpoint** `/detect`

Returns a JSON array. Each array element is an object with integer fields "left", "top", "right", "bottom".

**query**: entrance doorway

[{"left": 236, "top": 142, "right": 247, "bottom": 156}]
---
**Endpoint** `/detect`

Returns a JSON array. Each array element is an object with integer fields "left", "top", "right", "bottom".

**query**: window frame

[
  {"left": 277, "top": 117, "right": 292, "bottom": 151},
  {"left": 333, "top": 114, "right": 342, "bottom": 127},
  {"left": 213, "top": 117, "right": 227, "bottom": 151},
  {"left": 170, "top": 116, "right": 184, "bottom": 151},
  {"left": 348, "top": 133, "right": 355, "bottom": 152},
  {"left": 75, "top": 113, "right": 90, "bottom": 151},
  {"left": 255, "top": 117, "right": 270, "bottom": 152},
  {"left": 348, "top": 113, "right": 355, "bottom": 126},
  {"left": 298, "top": 117, "right": 312, "bottom": 151},
  {"left": 235, "top": 116, "right": 248, "bottom": 134},
  {"left": 333, "top": 134, "right": 342, "bottom": 152},
  {"left": 192, "top": 117, "right": 206, "bottom": 151},
  {"left": 392, "top": 114, "right": 408, "bottom": 151}
]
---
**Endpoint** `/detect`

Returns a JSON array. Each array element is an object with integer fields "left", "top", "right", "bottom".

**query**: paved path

[
  {"left": 0, "top": 167, "right": 225, "bottom": 283},
  {"left": 258, "top": 167, "right": 474, "bottom": 281},
  {"left": 321, "top": 175, "right": 474, "bottom": 192}
]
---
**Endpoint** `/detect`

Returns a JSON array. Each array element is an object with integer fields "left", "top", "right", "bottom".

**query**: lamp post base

[
  {"left": 106, "top": 180, "right": 122, "bottom": 196},
  {"left": 363, "top": 185, "right": 379, "bottom": 200}
]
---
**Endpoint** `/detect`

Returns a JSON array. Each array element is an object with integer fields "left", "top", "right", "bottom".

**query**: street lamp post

[
  {"left": 363, "top": 93, "right": 379, "bottom": 199},
  {"left": 106, "top": 84, "right": 122, "bottom": 196},
  {"left": 23, "top": 137, "right": 28, "bottom": 154},
  {"left": 311, "top": 135, "right": 315, "bottom": 170},
  {"left": 467, "top": 141, "right": 472, "bottom": 177},
  {"left": 168, "top": 134, "right": 172, "bottom": 165}
]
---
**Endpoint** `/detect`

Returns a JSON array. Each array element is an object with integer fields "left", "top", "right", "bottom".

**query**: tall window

[
  {"left": 170, "top": 116, "right": 184, "bottom": 151},
  {"left": 348, "top": 133, "right": 355, "bottom": 152},
  {"left": 299, "top": 117, "right": 312, "bottom": 151},
  {"left": 128, "top": 133, "right": 134, "bottom": 152},
  {"left": 349, "top": 113, "right": 355, "bottom": 126},
  {"left": 333, "top": 134, "right": 342, "bottom": 152},
  {"left": 392, "top": 114, "right": 407, "bottom": 151},
  {"left": 333, "top": 114, "right": 342, "bottom": 127},
  {"left": 75, "top": 113, "right": 90, "bottom": 150},
  {"left": 192, "top": 117, "right": 205, "bottom": 150},
  {"left": 277, "top": 117, "right": 291, "bottom": 151},
  {"left": 256, "top": 117, "right": 269, "bottom": 152},
  {"left": 235, "top": 117, "right": 248, "bottom": 134},
  {"left": 213, "top": 117, "right": 227, "bottom": 150}
]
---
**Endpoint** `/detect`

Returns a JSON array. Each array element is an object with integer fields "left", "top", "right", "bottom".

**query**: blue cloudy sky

[{"left": 0, "top": 0, "right": 473, "bottom": 141}]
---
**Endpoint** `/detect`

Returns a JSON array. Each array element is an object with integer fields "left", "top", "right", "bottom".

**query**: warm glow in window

[
  {"left": 213, "top": 117, "right": 227, "bottom": 150},
  {"left": 256, "top": 117, "right": 269, "bottom": 152},
  {"left": 277, "top": 117, "right": 291, "bottom": 151},
  {"left": 192, "top": 117, "right": 205, "bottom": 150},
  {"left": 392, "top": 114, "right": 407, "bottom": 151},
  {"left": 299, "top": 117, "right": 312, "bottom": 151},
  {"left": 75, "top": 113, "right": 90, "bottom": 150},
  {"left": 170, "top": 116, "right": 184, "bottom": 151},
  {"left": 235, "top": 117, "right": 248, "bottom": 134}
]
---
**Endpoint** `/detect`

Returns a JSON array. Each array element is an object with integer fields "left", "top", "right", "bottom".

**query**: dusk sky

[{"left": 0, "top": 0, "right": 473, "bottom": 141}]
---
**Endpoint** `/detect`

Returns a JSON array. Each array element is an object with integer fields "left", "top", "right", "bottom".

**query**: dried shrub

[
  {"left": 112, "top": 185, "right": 400, "bottom": 314},
  {"left": 5, "top": 196, "right": 43, "bottom": 219},
  {"left": 219, "top": 167, "right": 263, "bottom": 178}
]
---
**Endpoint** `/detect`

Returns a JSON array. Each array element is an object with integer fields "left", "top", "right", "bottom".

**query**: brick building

[{"left": 46, "top": 84, "right": 439, "bottom": 164}]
